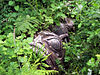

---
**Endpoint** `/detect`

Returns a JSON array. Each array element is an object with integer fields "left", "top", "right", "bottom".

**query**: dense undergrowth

[{"left": 0, "top": 0, "right": 100, "bottom": 75}]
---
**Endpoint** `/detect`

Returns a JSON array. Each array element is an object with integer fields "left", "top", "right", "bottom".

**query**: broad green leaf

[
  {"left": 9, "top": 1, "right": 14, "bottom": 6},
  {"left": 78, "top": 23, "right": 82, "bottom": 28},
  {"left": 14, "top": 5, "right": 19, "bottom": 11},
  {"left": 96, "top": 54, "right": 100, "bottom": 61}
]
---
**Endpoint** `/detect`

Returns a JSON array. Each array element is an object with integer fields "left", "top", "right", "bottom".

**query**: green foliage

[
  {"left": 0, "top": 33, "right": 58, "bottom": 75},
  {"left": 0, "top": 0, "right": 72, "bottom": 35},
  {"left": 14, "top": 15, "right": 38, "bottom": 36},
  {"left": 0, "top": 0, "right": 100, "bottom": 75},
  {"left": 63, "top": 0, "right": 100, "bottom": 74},
  {"left": 1, "top": 0, "right": 65, "bottom": 74}
]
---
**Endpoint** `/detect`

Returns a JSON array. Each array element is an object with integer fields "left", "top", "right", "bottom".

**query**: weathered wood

[{"left": 30, "top": 31, "right": 66, "bottom": 70}]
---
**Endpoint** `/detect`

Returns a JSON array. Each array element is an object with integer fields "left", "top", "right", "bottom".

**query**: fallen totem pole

[{"left": 29, "top": 18, "right": 74, "bottom": 70}]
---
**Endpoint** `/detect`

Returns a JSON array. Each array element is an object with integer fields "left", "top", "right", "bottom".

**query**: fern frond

[
  {"left": 14, "top": 15, "right": 38, "bottom": 35},
  {"left": 21, "top": 69, "right": 58, "bottom": 75}
]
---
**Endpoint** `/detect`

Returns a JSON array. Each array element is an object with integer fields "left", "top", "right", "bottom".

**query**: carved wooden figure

[
  {"left": 29, "top": 18, "right": 74, "bottom": 70},
  {"left": 50, "top": 18, "right": 74, "bottom": 42},
  {"left": 29, "top": 31, "right": 68, "bottom": 70}
]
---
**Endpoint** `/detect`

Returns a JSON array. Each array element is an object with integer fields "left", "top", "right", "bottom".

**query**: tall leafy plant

[
  {"left": 63, "top": 0, "right": 100, "bottom": 74},
  {"left": 0, "top": 33, "right": 58, "bottom": 75}
]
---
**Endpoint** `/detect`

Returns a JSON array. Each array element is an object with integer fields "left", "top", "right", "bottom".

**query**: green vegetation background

[{"left": 0, "top": 0, "right": 100, "bottom": 75}]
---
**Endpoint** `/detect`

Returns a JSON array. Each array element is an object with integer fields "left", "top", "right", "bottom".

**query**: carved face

[
  {"left": 51, "top": 18, "right": 74, "bottom": 36},
  {"left": 29, "top": 31, "right": 65, "bottom": 70},
  {"left": 63, "top": 18, "right": 74, "bottom": 31}
]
